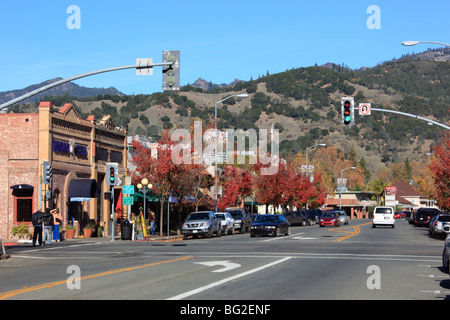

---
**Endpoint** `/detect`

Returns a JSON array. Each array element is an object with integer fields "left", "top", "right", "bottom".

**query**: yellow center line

[
  {"left": 0, "top": 256, "right": 193, "bottom": 300},
  {"left": 329, "top": 222, "right": 372, "bottom": 242}
]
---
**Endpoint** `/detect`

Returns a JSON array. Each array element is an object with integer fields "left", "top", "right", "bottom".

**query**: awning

[
  {"left": 68, "top": 179, "right": 98, "bottom": 202},
  {"left": 132, "top": 192, "right": 159, "bottom": 203},
  {"left": 244, "top": 196, "right": 259, "bottom": 205},
  {"left": 10, "top": 184, "right": 34, "bottom": 190}
]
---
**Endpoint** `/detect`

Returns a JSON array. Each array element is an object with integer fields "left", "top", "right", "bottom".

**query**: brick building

[{"left": 0, "top": 102, "right": 127, "bottom": 239}]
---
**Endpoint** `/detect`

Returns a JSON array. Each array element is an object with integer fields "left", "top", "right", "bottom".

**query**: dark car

[
  {"left": 250, "top": 214, "right": 291, "bottom": 237},
  {"left": 226, "top": 209, "right": 251, "bottom": 233},
  {"left": 319, "top": 210, "right": 340, "bottom": 227},
  {"left": 414, "top": 208, "right": 441, "bottom": 227},
  {"left": 283, "top": 211, "right": 309, "bottom": 226},
  {"left": 303, "top": 209, "right": 323, "bottom": 225}
]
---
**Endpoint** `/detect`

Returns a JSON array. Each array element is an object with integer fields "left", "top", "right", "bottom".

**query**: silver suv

[
  {"left": 182, "top": 211, "right": 221, "bottom": 239},
  {"left": 429, "top": 213, "right": 450, "bottom": 238}
]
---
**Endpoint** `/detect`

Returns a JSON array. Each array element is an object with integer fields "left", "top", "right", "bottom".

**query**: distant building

[
  {"left": 324, "top": 191, "right": 377, "bottom": 219},
  {"left": 391, "top": 181, "right": 438, "bottom": 211}
]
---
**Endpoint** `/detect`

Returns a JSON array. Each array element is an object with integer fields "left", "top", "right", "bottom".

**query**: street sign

[
  {"left": 123, "top": 196, "right": 134, "bottom": 206},
  {"left": 359, "top": 103, "right": 371, "bottom": 115},
  {"left": 122, "top": 185, "right": 135, "bottom": 194},
  {"left": 136, "top": 58, "right": 153, "bottom": 75}
]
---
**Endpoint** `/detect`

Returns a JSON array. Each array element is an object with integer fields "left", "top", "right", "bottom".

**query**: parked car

[
  {"left": 442, "top": 229, "right": 450, "bottom": 273},
  {"left": 226, "top": 208, "right": 251, "bottom": 233},
  {"left": 182, "top": 211, "right": 221, "bottom": 239},
  {"left": 394, "top": 212, "right": 402, "bottom": 219},
  {"left": 250, "top": 214, "right": 291, "bottom": 237},
  {"left": 319, "top": 211, "right": 340, "bottom": 227},
  {"left": 372, "top": 206, "right": 395, "bottom": 228},
  {"left": 303, "top": 209, "right": 323, "bottom": 224},
  {"left": 214, "top": 212, "right": 235, "bottom": 235},
  {"left": 429, "top": 213, "right": 450, "bottom": 238},
  {"left": 414, "top": 208, "right": 441, "bottom": 227},
  {"left": 283, "top": 211, "right": 309, "bottom": 226},
  {"left": 303, "top": 209, "right": 322, "bottom": 225},
  {"left": 334, "top": 210, "right": 349, "bottom": 225}
]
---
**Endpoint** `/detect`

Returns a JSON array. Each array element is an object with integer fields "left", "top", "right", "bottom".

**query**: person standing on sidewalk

[
  {"left": 51, "top": 209, "right": 62, "bottom": 242},
  {"left": 32, "top": 210, "right": 44, "bottom": 246},
  {"left": 148, "top": 208, "right": 156, "bottom": 236},
  {"left": 42, "top": 209, "right": 54, "bottom": 245}
]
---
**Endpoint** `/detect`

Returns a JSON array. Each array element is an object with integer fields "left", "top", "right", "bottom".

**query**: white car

[
  {"left": 372, "top": 206, "right": 395, "bottom": 228},
  {"left": 214, "top": 212, "right": 235, "bottom": 235}
]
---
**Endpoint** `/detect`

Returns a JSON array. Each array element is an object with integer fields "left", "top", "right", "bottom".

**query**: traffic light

[
  {"left": 341, "top": 97, "right": 355, "bottom": 126},
  {"left": 106, "top": 162, "right": 118, "bottom": 186},
  {"left": 162, "top": 50, "right": 180, "bottom": 91},
  {"left": 43, "top": 161, "right": 52, "bottom": 185}
]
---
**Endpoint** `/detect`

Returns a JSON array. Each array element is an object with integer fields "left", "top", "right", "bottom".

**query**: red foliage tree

[
  {"left": 131, "top": 129, "right": 180, "bottom": 235},
  {"left": 217, "top": 166, "right": 253, "bottom": 211},
  {"left": 429, "top": 134, "right": 450, "bottom": 211}
]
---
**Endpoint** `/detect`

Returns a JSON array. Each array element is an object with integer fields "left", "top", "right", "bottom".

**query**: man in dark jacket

[
  {"left": 42, "top": 209, "right": 54, "bottom": 246},
  {"left": 32, "top": 210, "right": 44, "bottom": 246}
]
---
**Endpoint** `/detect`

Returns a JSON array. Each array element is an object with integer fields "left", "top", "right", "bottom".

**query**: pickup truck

[{"left": 182, "top": 211, "right": 222, "bottom": 239}]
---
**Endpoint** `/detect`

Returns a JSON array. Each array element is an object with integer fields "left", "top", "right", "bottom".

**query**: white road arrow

[{"left": 194, "top": 260, "right": 241, "bottom": 273}]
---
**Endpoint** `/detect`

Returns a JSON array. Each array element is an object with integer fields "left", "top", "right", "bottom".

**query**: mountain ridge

[{"left": 0, "top": 77, "right": 123, "bottom": 105}]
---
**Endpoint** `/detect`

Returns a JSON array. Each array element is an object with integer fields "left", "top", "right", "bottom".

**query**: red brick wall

[{"left": 0, "top": 114, "right": 39, "bottom": 239}]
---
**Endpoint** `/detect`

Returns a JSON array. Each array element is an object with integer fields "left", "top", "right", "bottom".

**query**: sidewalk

[{"left": 2, "top": 234, "right": 183, "bottom": 246}]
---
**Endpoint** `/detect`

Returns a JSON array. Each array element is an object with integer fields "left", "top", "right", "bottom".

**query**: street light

[
  {"left": 214, "top": 93, "right": 249, "bottom": 212},
  {"left": 137, "top": 178, "right": 152, "bottom": 220},
  {"left": 339, "top": 167, "right": 356, "bottom": 210},
  {"left": 305, "top": 143, "right": 326, "bottom": 209},
  {"left": 402, "top": 40, "right": 450, "bottom": 47}
]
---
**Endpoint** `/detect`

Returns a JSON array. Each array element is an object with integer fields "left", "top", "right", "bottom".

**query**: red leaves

[
  {"left": 429, "top": 134, "right": 450, "bottom": 211},
  {"left": 253, "top": 158, "right": 326, "bottom": 210}
]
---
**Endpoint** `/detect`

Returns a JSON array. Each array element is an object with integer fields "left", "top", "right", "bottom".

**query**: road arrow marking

[{"left": 194, "top": 260, "right": 241, "bottom": 273}]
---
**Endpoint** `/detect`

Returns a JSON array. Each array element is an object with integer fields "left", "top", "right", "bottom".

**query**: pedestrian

[
  {"left": 51, "top": 209, "right": 62, "bottom": 242},
  {"left": 32, "top": 210, "right": 44, "bottom": 246},
  {"left": 42, "top": 209, "right": 54, "bottom": 245},
  {"left": 148, "top": 208, "right": 156, "bottom": 235}
]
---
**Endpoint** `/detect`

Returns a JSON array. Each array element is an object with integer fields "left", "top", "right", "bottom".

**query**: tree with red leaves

[
  {"left": 217, "top": 166, "right": 253, "bottom": 211},
  {"left": 429, "top": 134, "right": 450, "bottom": 211},
  {"left": 131, "top": 129, "right": 180, "bottom": 236}
]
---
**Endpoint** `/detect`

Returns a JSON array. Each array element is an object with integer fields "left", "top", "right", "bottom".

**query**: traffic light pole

[
  {"left": 360, "top": 107, "right": 450, "bottom": 131},
  {"left": 111, "top": 185, "right": 115, "bottom": 241},
  {"left": 0, "top": 61, "right": 173, "bottom": 111}
]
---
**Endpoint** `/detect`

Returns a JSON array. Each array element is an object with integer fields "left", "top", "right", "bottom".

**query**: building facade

[{"left": 0, "top": 102, "right": 127, "bottom": 239}]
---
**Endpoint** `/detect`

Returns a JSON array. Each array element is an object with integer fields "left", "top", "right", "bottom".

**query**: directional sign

[
  {"left": 122, "top": 185, "right": 134, "bottom": 194},
  {"left": 123, "top": 196, "right": 134, "bottom": 206},
  {"left": 359, "top": 103, "right": 371, "bottom": 115},
  {"left": 194, "top": 260, "right": 241, "bottom": 273}
]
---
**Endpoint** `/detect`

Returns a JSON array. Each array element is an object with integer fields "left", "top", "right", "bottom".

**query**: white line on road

[
  {"left": 262, "top": 232, "right": 304, "bottom": 242},
  {"left": 20, "top": 242, "right": 103, "bottom": 253},
  {"left": 166, "top": 256, "right": 292, "bottom": 300}
]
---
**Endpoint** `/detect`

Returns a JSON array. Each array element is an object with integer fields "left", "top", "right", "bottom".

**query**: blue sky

[{"left": 0, "top": 0, "right": 448, "bottom": 96}]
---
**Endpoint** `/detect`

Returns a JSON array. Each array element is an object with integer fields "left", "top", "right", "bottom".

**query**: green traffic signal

[{"left": 342, "top": 98, "right": 354, "bottom": 126}]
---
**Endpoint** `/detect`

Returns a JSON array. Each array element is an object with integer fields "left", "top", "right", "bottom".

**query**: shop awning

[
  {"left": 68, "top": 179, "right": 98, "bottom": 202},
  {"left": 132, "top": 192, "right": 159, "bottom": 203},
  {"left": 10, "top": 184, "right": 34, "bottom": 190},
  {"left": 244, "top": 196, "right": 259, "bottom": 205}
]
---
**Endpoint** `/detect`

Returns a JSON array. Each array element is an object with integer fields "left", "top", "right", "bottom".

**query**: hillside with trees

[{"left": 7, "top": 48, "right": 449, "bottom": 196}]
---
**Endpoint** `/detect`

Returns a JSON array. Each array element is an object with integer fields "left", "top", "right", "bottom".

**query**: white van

[{"left": 372, "top": 206, "right": 395, "bottom": 228}]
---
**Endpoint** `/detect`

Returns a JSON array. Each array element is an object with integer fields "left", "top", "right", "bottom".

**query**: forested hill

[{"left": 8, "top": 48, "right": 450, "bottom": 175}]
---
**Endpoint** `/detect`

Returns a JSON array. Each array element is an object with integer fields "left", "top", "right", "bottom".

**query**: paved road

[{"left": 1, "top": 218, "right": 448, "bottom": 303}]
